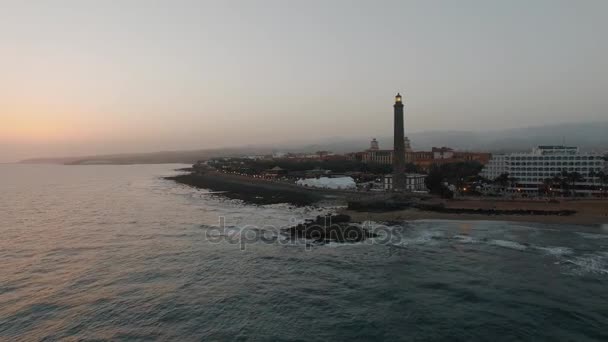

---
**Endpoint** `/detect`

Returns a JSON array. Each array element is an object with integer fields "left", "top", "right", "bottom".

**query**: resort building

[{"left": 480, "top": 145, "right": 607, "bottom": 196}]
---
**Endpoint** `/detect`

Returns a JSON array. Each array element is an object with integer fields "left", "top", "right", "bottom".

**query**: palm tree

[
  {"left": 552, "top": 170, "right": 570, "bottom": 196},
  {"left": 508, "top": 175, "right": 518, "bottom": 187},
  {"left": 590, "top": 170, "right": 597, "bottom": 184},
  {"left": 567, "top": 172, "right": 584, "bottom": 197},
  {"left": 540, "top": 177, "right": 555, "bottom": 197},
  {"left": 552, "top": 171, "right": 571, "bottom": 197},
  {"left": 494, "top": 173, "right": 510, "bottom": 193},
  {"left": 553, "top": 171, "right": 584, "bottom": 197},
  {"left": 593, "top": 170, "right": 608, "bottom": 197}
]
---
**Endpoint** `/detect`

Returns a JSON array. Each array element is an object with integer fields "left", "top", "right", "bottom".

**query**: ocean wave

[
  {"left": 393, "top": 231, "right": 444, "bottom": 247},
  {"left": 563, "top": 252, "right": 608, "bottom": 275},
  {"left": 325, "top": 241, "right": 366, "bottom": 248},
  {"left": 575, "top": 232, "right": 608, "bottom": 240},
  {"left": 452, "top": 235, "right": 479, "bottom": 244},
  {"left": 489, "top": 239, "right": 528, "bottom": 251},
  {"left": 533, "top": 246, "right": 574, "bottom": 256}
]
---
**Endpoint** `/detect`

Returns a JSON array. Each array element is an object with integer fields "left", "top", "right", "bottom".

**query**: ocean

[{"left": 0, "top": 164, "right": 606, "bottom": 341}]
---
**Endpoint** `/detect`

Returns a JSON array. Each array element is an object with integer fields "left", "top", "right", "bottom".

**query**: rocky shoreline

[
  {"left": 167, "top": 169, "right": 608, "bottom": 225},
  {"left": 281, "top": 214, "right": 377, "bottom": 244},
  {"left": 347, "top": 198, "right": 577, "bottom": 216},
  {"left": 167, "top": 172, "right": 328, "bottom": 206}
]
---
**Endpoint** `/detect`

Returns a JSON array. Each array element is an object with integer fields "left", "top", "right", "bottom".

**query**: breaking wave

[{"left": 490, "top": 239, "right": 528, "bottom": 251}]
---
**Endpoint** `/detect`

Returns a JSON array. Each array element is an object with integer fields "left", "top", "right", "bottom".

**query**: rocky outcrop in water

[{"left": 281, "top": 214, "right": 377, "bottom": 244}]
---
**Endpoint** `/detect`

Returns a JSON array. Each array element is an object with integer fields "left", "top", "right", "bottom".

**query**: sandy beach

[{"left": 341, "top": 198, "right": 608, "bottom": 226}]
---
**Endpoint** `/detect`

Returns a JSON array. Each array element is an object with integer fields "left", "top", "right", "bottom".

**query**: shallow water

[{"left": 0, "top": 164, "right": 606, "bottom": 341}]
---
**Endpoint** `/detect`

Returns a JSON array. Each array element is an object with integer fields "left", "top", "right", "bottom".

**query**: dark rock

[
  {"left": 414, "top": 204, "right": 576, "bottom": 216},
  {"left": 282, "top": 214, "right": 375, "bottom": 245},
  {"left": 348, "top": 198, "right": 415, "bottom": 212},
  {"left": 166, "top": 173, "right": 323, "bottom": 206}
]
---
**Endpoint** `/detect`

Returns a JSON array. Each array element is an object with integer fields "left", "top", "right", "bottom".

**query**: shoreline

[
  {"left": 166, "top": 170, "right": 354, "bottom": 206},
  {"left": 169, "top": 170, "right": 608, "bottom": 226},
  {"left": 340, "top": 208, "right": 608, "bottom": 226},
  {"left": 340, "top": 198, "right": 608, "bottom": 226}
]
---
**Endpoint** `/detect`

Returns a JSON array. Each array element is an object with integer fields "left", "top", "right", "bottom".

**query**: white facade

[
  {"left": 432, "top": 147, "right": 454, "bottom": 159},
  {"left": 384, "top": 173, "right": 427, "bottom": 191},
  {"left": 369, "top": 138, "right": 379, "bottom": 151},
  {"left": 296, "top": 177, "right": 356, "bottom": 190},
  {"left": 404, "top": 137, "right": 413, "bottom": 152},
  {"left": 480, "top": 145, "right": 607, "bottom": 195}
]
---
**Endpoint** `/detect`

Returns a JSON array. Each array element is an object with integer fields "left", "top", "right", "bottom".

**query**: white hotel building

[{"left": 480, "top": 145, "right": 607, "bottom": 195}]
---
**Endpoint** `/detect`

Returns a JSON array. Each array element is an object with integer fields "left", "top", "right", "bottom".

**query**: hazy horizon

[{"left": 2, "top": 0, "right": 608, "bottom": 162}]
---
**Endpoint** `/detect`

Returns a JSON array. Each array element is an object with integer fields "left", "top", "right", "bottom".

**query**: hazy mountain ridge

[
  {"left": 300, "top": 122, "right": 608, "bottom": 154},
  {"left": 19, "top": 122, "right": 608, "bottom": 164},
  {"left": 19, "top": 147, "right": 274, "bottom": 165}
]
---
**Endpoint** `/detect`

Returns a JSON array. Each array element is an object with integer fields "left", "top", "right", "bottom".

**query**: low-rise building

[
  {"left": 362, "top": 150, "right": 393, "bottom": 164},
  {"left": 356, "top": 138, "right": 490, "bottom": 171},
  {"left": 263, "top": 166, "right": 287, "bottom": 178},
  {"left": 384, "top": 173, "right": 427, "bottom": 191},
  {"left": 432, "top": 147, "right": 454, "bottom": 159}
]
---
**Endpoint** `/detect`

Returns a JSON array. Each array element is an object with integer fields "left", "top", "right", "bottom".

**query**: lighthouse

[{"left": 392, "top": 93, "right": 406, "bottom": 191}]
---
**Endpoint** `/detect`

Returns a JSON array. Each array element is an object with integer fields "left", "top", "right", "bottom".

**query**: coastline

[
  {"left": 340, "top": 208, "right": 608, "bottom": 226},
  {"left": 167, "top": 170, "right": 352, "bottom": 206},
  {"left": 341, "top": 199, "right": 608, "bottom": 226},
  {"left": 169, "top": 170, "right": 608, "bottom": 226}
]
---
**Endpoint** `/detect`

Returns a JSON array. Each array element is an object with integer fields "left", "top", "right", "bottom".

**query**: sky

[{"left": 1, "top": 0, "right": 607, "bottom": 162}]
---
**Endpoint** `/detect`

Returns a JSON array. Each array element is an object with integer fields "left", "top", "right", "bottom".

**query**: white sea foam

[
  {"left": 534, "top": 246, "right": 574, "bottom": 256},
  {"left": 575, "top": 232, "right": 608, "bottom": 239},
  {"left": 395, "top": 230, "right": 444, "bottom": 247},
  {"left": 452, "top": 235, "right": 478, "bottom": 244},
  {"left": 489, "top": 239, "right": 528, "bottom": 251},
  {"left": 564, "top": 252, "right": 608, "bottom": 275},
  {"left": 325, "top": 241, "right": 365, "bottom": 248}
]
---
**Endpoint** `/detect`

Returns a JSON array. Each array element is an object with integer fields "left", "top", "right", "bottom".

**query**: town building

[
  {"left": 384, "top": 173, "right": 427, "bottom": 191},
  {"left": 480, "top": 145, "right": 607, "bottom": 196},
  {"left": 263, "top": 166, "right": 287, "bottom": 178},
  {"left": 404, "top": 137, "right": 413, "bottom": 152},
  {"left": 432, "top": 147, "right": 454, "bottom": 159},
  {"left": 369, "top": 138, "right": 379, "bottom": 151},
  {"left": 356, "top": 138, "right": 490, "bottom": 172},
  {"left": 362, "top": 149, "right": 393, "bottom": 164}
]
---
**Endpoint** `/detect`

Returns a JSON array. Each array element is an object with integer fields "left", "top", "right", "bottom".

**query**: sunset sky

[{"left": 1, "top": 0, "right": 607, "bottom": 162}]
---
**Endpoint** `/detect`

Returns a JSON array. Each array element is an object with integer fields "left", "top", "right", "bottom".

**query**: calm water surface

[{"left": 0, "top": 164, "right": 607, "bottom": 341}]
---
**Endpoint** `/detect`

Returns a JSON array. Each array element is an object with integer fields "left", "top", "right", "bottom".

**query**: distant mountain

[
  {"left": 19, "top": 147, "right": 274, "bottom": 165},
  {"left": 19, "top": 122, "right": 608, "bottom": 164},
  {"left": 296, "top": 122, "right": 608, "bottom": 154}
]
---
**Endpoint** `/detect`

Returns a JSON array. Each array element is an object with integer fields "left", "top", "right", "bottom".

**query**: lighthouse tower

[{"left": 392, "top": 93, "right": 406, "bottom": 191}]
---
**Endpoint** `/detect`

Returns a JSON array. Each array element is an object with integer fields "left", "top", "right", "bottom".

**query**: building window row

[
  {"left": 507, "top": 156, "right": 600, "bottom": 161},
  {"left": 509, "top": 161, "right": 602, "bottom": 166}
]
